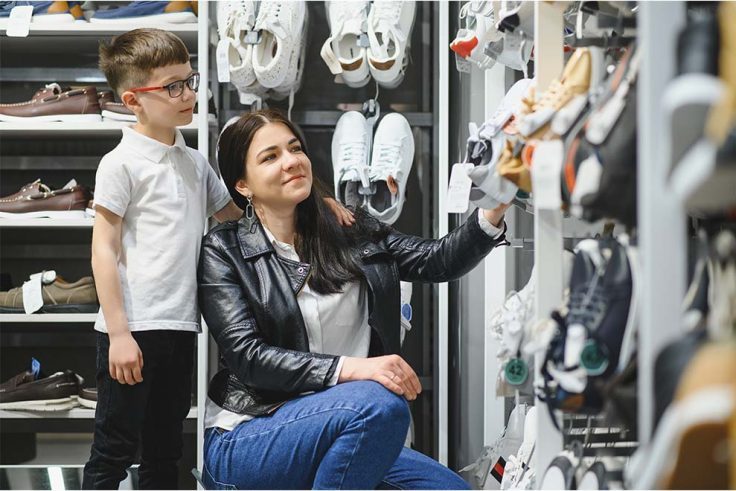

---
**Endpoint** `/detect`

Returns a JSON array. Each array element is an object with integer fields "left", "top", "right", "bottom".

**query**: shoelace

[
  {"left": 369, "top": 143, "right": 403, "bottom": 181},
  {"left": 338, "top": 141, "right": 369, "bottom": 173},
  {"left": 367, "top": 1, "right": 405, "bottom": 59}
]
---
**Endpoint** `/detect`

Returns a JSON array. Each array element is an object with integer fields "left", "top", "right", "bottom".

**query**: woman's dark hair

[{"left": 217, "top": 109, "right": 387, "bottom": 295}]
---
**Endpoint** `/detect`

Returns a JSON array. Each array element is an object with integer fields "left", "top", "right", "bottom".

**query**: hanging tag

[
  {"left": 455, "top": 52, "right": 472, "bottom": 73},
  {"left": 447, "top": 163, "right": 475, "bottom": 213},
  {"left": 21, "top": 271, "right": 56, "bottom": 314},
  {"left": 531, "top": 140, "right": 563, "bottom": 210},
  {"left": 357, "top": 32, "right": 370, "bottom": 48},
  {"left": 504, "top": 358, "right": 529, "bottom": 386},
  {"left": 216, "top": 39, "right": 231, "bottom": 83},
  {"left": 6, "top": 5, "right": 34, "bottom": 38},
  {"left": 580, "top": 339, "right": 609, "bottom": 376},
  {"left": 243, "top": 30, "right": 261, "bottom": 45}
]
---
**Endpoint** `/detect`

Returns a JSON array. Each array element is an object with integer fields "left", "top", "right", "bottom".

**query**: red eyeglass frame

[{"left": 128, "top": 72, "right": 200, "bottom": 97}]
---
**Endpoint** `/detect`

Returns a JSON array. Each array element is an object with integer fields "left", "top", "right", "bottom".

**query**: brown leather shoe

[
  {"left": 0, "top": 85, "right": 101, "bottom": 122},
  {"left": 0, "top": 275, "right": 99, "bottom": 313},
  {"left": 0, "top": 363, "right": 82, "bottom": 411},
  {"left": 0, "top": 180, "right": 92, "bottom": 218}
]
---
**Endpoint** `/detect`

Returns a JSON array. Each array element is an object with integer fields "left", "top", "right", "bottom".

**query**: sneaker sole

[
  {"left": 0, "top": 304, "right": 98, "bottom": 314},
  {"left": 77, "top": 397, "right": 97, "bottom": 410},
  {"left": 0, "top": 210, "right": 89, "bottom": 219},
  {"left": 0, "top": 114, "right": 102, "bottom": 123},
  {"left": 89, "top": 12, "right": 197, "bottom": 24},
  {"left": 101, "top": 110, "right": 137, "bottom": 122},
  {"left": 0, "top": 397, "right": 76, "bottom": 411}
]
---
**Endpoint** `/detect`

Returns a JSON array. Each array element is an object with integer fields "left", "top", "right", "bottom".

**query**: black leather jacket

[{"left": 198, "top": 210, "right": 507, "bottom": 417}]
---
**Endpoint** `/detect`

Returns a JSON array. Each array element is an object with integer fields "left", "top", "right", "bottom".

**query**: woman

[{"left": 198, "top": 109, "right": 510, "bottom": 490}]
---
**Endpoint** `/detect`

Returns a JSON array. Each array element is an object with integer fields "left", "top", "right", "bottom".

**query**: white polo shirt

[{"left": 93, "top": 127, "right": 231, "bottom": 333}]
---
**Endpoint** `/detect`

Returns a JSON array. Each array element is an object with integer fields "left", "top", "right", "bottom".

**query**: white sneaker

[
  {"left": 366, "top": 113, "right": 415, "bottom": 225},
  {"left": 270, "top": 3, "right": 309, "bottom": 99},
  {"left": 217, "top": 1, "right": 258, "bottom": 92},
  {"left": 501, "top": 406, "right": 537, "bottom": 490},
  {"left": 332, "top": 111, "right": 372, "bottom": 209},
  {"left": 252, "top": 1, "right": 306, "bottom": 90},
  {"left": 367, "top": 0, "right": 416, "bottom": 89},
  {"left": 450, "top": 1, "right": 501, "bottom": 70},
  {"left": 321, "top": 1, "right": 372, "bottom": 88}
]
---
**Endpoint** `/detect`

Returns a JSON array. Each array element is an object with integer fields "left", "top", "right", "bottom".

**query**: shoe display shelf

[
  {"left": 0, "top": 120, "right": 199, "bottom": 137},
  {"left": 0, "top": 12, "right": 211, "bottom": 477},
  {"left": 0, "top": 218, "right": 94, "bottom": 228},
  {"left": 0, "top": 21, "right": 197, "bottom": 38}
]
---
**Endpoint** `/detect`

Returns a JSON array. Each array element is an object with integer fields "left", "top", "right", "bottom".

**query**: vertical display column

[
  {"left": 637, "top": 2, "right": 687, "bottom": 444},
  {"left": 532, "top": 1, "right": 565, "bottom": 475}
]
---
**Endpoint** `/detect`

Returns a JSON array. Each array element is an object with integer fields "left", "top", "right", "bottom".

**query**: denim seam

[
  {"left": 336, "top": 413, "right": 365, "bottom": 489},
  {"left": 203, "top": 461, "right": 236, "bottom": 490},
  {"left": 380, "top": 478, "right": 405, "bottom": 490},
  {"left": 221, "top": 406, "right": 367, "bottom": 443}
]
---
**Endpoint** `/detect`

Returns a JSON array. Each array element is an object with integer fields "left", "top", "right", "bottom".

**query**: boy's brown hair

[{"left": 99, "top": 28, "right": 190, "bottom": 96}]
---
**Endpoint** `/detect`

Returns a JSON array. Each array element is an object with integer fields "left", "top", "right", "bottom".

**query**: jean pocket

[{"left": 203, "top": 461, "right": 237, "bottom": 490}]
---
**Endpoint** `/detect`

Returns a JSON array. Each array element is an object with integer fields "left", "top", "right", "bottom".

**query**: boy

[
  {"left": 82, "top": 28, "right": 243, "bottom": 489},
  {"left": 84, "top": 29, "right": 352, "bottom": 489}
]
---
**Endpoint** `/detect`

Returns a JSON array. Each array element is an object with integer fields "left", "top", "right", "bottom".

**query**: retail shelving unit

[{"left": 0, "top": 12, "right": 209, "bottom": 486}]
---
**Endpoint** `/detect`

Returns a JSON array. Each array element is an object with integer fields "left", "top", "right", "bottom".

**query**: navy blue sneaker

[{"left": 90, "top": 1, "right": 197, "bottom": 24}]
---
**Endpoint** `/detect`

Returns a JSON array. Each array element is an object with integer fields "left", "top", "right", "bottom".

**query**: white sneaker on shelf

[
  {"left": 321, "top": 1, "right": 372, "bottom": 88},
  {"left": 270, "top": 3, "right": 309, "bottom": 100},
  {"left": 366, "top": 0, "right": 416, "bottom": 89},
  {"left": 332, "top": 111, "right": 372, "bottom": 209},
  {"left": 450, "top": 1, "right": 501, "bottom": 70},
  {"left": 252, "top": 1, "right": 306, "bottom": 90},
  {"left": 217, "top": 1, "right": 259, "bottom": 93},
  {"left": 366, "top": 113, "right": 415, "bottom": 225}
]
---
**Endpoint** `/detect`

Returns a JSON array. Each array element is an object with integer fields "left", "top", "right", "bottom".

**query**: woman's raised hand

[{"left": 338, "top": 355, "right": 422, "bottom": 401}]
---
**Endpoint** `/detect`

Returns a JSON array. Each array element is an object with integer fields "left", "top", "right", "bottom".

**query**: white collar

[{"left": 121, "top": 126, "right": 188, "bottom": 163}]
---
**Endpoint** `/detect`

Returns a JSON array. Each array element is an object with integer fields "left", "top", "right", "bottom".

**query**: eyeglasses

[{"left": 129, "top": 72, "right": 200, "bottom": 98}]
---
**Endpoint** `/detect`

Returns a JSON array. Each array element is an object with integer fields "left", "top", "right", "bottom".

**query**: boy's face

[{"left": 122, "top": 62, "right": 196, "bottom": 129}]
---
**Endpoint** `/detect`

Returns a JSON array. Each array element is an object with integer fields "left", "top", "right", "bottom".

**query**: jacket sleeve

[
  {"left": 383, "top": 208, "right": 507, "bottom": 283},
  {"left": 197, "top": 234, "right": 340, "bottom": 393}
]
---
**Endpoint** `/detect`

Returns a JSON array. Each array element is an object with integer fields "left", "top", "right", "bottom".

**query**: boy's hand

[
  {"left": 324, "top": 198, "right": 355, "bottom": 226},
  {"left": 109, "top": 332, "right": 144, "bottom": 385}
]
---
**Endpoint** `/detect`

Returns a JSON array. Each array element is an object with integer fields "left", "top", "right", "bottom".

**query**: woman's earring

[{"left": 245, "top": 195, "right": 255, "bottom": 220}]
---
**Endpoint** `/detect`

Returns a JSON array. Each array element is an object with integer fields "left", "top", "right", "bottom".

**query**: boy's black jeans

[{"left": 83, "top": 330, "right": 195, "bottom": 490}]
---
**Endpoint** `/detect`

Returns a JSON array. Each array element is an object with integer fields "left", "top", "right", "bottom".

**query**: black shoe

[
  {"left": 0, "top": 358, "right": 81, "bottom": 411},
  {"left": 78, "top": 387, "right": 97, "bottom": 410}
]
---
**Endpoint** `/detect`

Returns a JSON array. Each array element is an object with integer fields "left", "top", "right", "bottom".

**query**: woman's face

[{"left": 239, "top": 122, "right": 313, "bottom": 211}]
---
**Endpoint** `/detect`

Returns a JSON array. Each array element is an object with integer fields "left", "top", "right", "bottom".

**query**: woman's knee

[{"left": 346, "top": 381, "right": 410, "bottom": 429}]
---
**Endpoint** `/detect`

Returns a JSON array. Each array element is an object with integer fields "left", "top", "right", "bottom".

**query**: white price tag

[
  {"left": 216, "top": 39, "right": 231, "bottom": 83},
  {"left": 6, "top": 6, "right": 33, "bottom": 38},
  {"left": 531, "top": 140, "right": 564, "bottom": 210},
  {"left": 447, "top": 163, "right": 475, "bottom": 213},
  {"left": 21, "top": 271, "right": 55, "bottom": 314}
]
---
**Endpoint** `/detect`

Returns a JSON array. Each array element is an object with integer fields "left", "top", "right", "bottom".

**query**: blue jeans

[{"left": 203, "top": 381, "right": 469, "bottom": 490}]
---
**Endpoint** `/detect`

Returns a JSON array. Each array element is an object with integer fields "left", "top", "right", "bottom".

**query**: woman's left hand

[
  {"left": 324, "top": 197, "right": 356, "bottom": 226},
  {"left": 482, "top": 202, "right": 512, "bottom": 228}
]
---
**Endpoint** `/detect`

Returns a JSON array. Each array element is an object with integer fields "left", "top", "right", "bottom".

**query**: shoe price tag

[
  {"left": 6, "top": 5, "right": 33, "bottom": 38},
  {"left": 531, "top": 140, "right": 563, "bottom": 210},
  {"left": 447, "top": 163, "right": 475, "bottom": 213},
  {"left": 21, "top": 271, "right": 55, "bottom": 314},
  {"left": 243, "top": 30, "right": 261, "bottom": 45},
  {"left": 455, "top": 53, "right": 472, "bottom": 74},
  {"left": 504, "top": 357, "right": 529, "bottom": 386},
  {"left": 357, "top": 32, "right": 370, "bottom": 48},
  {"left": 216, "top": 39, "right": 230, "bottom": 83}
]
